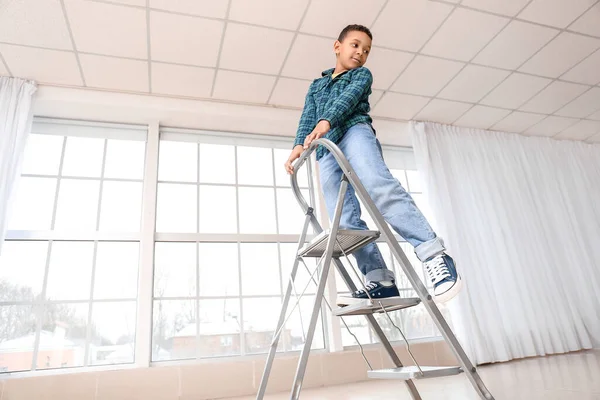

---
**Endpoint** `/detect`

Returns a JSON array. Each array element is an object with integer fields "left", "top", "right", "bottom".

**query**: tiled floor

[{"left": 226, "top": 349, "right": 600, "bottom": 400}]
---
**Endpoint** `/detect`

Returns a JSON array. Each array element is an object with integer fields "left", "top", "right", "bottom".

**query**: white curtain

[
  {"left": 0, "top": 77, "right": 37, "bottom": 254},
  {"left": 411, "top": 121, "right": 600, "bottom": 365}
]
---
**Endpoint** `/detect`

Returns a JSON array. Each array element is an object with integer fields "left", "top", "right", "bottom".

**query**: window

[
  {"left": 0, "top": 119, "right": 146, "bottom": 372},
  {"left": 151, "top": 129, "right": 324, "bottom": 362},
  {"left": 0, "top": 118, "right": 445, "bottom": 374}
]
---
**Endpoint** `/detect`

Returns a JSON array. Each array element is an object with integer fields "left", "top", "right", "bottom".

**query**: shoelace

[
  {"left": 354, "top": 281, "right": 379, "bottom": 295},
  {"left": 425, "top": 254, "right": 451, "bottom": 285}
]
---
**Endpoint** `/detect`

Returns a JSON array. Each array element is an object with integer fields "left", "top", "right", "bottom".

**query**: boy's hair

[{"left": 337, "top": 24, "right": 373, "bottom": 42}]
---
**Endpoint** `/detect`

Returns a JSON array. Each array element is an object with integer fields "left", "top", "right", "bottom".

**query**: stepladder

[{"left": 256, "top": 138, "right": 495, "bottom": 400}]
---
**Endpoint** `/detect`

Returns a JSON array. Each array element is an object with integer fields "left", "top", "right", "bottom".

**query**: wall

[
  {"left": 0, "top": 340, "right": 458, "bottom": 400},
  {"left": 32, "top": 85, "right": 412, "bottom": 147}
]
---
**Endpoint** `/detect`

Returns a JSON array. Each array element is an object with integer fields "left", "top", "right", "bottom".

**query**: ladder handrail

[{"left": 290, "top": 138, "right": 350, "bottom": 213}]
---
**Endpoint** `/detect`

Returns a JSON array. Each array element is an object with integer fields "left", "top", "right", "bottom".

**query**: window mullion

[
  {"left": 30, "top": 135, "right": 68, "bottom": 371},
  {"left": 135, "top": 121, "right": 159, "bottom": 367},
  {"left": 234, "top": 146, "right": 246, "bottom": 356}
]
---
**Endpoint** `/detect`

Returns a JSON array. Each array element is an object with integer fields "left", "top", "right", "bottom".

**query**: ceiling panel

[
  {"left": 517, "top": 0, "right": 595, "bottom": 29},
  {"left": 109, "top": 0, "right": 146, "bottom": 5},
  {"left": 415, "top": 99, "right": 472, "bottom": 124},
  {"left": 588, "top": 110, "right": 600, "bottom": 121},
  {"left": 369, "top": 89, "right": 384, "bottom": 106},
  {"left": 454, "top": 105, "right": 511, "bottom": 130},
  {"left": 370, "top": 0, "right": 453, "bottom": 52},
  {"left": 229, "top": 0, "right": 308, "bottom": 30},
  {"left": 560, "top": 49, "right": 600, "bottom": 85},
  {"left": 569, "top": 3, "right": 600, "bottom": 38},
  {"left": 65, "top": 0, "right": 147, "bottom": 58},
  {"left": 460, "top": 0, "right": 530, "bottom": 17},
  {"left": 268, "top": 78, "right": 312, "bottom": 108},
  {"left": 588, "top": 133, "right": 600, "bottom": 143},
  {"left": 473, "top": 21, "right": 558, "bottom": 70},
  {"left": 422, "top": 8, "right": 509, "bottom": 61},
  {"left": 151, "top": 63, "right": 214, "bottom": 99},
  {"left": 219, "top": 24, "right": 294, "bottom": 75},
  {"left": 492, "top": 111, "right": 545, "bottom": 133},
  {"left": 0, "top": 0, "right": 72, "bottom": 50},
  {"left": 524, "top": 116, "right": 579, "bottom": 136},
  {"left": 555, "top": 87, "right": 600, "bottom": 118},
  {"left": 149, "top": 0, "right": 229, "bottom": 19},
  {"left": 281, "top": 35, "right": 334, "bottom": 80},
  {"left": 520, "top": 81, "right": 589, "bottom": 114},
  {"left": 554, "top": 120, "right": 600, "bottom": 141},
  {"left": 300, "top": 0, "right": 386, "bottom": 38},
  {"left": 213, "top": 70, "right": 276, "bottom": 103},
  {"left": 480, "top": 73, "right": 552, "bottom": 109},
  {"left": 391, "top": 55, "right": 464, "bottom": 96},
  {"left": 371, "top": 92, "right": 430, "bottom": 119},
  {"left": 80, "top": 54, "right": 148, "bottom": 92},
  {"left": 438, "top": 65, "right": 510, "bottom": 103},
  {"left": 518, "top": 32, "right": 600, "bottom": 78},
  {"left": 0, "top": 44, "right": 82, "bottom": 86},
  {"left": 367, "top": 48, "right": 413, "bottom": 90},
  {"left": 3, "top": 0, "right": 598, "bottom": 142},
  {"left": 150, "top": 11, "right": 223, "bottom": 67}
]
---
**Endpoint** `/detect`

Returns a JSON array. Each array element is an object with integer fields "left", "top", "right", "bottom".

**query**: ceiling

[{"left": 1, "top": 0, "right": 600, "bottom": 142}]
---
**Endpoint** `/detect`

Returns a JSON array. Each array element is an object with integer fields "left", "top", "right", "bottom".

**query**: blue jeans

[{"left": 318, "top": 123, "right": 445, "bottom": 282}]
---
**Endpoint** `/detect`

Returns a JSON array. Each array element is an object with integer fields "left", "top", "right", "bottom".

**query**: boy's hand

[
  {"left": 284, "top": 145, "right": 305, "bottom": 175},
  {"left": 303, "top": 120, "right": 331, "bottom": 149}
]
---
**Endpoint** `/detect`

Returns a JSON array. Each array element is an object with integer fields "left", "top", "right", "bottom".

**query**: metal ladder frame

[{"left": 256, "top": 139, "right": 494, "bottom": 400}]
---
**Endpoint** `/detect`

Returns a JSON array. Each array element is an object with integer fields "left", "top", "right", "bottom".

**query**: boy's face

[{"left": 334, "top": 31, "right": 372, "bottom": 71}]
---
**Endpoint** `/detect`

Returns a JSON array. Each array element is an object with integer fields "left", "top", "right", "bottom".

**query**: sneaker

[
  {"left": 424, "top": 253, "right": 462, "bottom": 303},
  {"left": 336, "top": 281, "right": 400, "bottom": 306}
]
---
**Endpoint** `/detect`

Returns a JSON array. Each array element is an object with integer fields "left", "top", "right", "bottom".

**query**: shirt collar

[
  {"left": 321, "top": 68, "right": 335, "bottom": 77},
  {"left": 321, "top": 68, "right": 350, "bottom": 77}
]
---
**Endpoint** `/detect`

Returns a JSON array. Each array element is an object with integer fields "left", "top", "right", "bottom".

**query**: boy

[{"left": 284, "top": 24, "right": 462, "bottom": 304}]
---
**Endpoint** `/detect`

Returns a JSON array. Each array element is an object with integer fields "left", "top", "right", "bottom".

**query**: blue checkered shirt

[{"left": 293, "top": 66, "right": 373, "bottom": 159}]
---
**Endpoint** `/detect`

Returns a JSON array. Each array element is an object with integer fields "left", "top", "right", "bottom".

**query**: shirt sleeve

[
  {"left": 293, "top": 82, "right": 317, "bottom": 148},
  {"left": 319, "top": 67, "right": 373, "bottom": 128}
]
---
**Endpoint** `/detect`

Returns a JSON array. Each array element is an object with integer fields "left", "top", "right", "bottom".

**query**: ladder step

[
  {"left": 333, "top": 297, "right": 421, "bottom": 316},
  {"left": 298, "top": 229, "right": 380, "bottom": 258},
  {"left": 368, "top": 366, "right": 463, "bottom": 380}
]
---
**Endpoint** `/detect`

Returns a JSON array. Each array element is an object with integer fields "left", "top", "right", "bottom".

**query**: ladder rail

[
  {"left": 290, "top": 176, "right": 348, "bottom": 399},
  {"left": 291, "top": 149, "right": 423, "bottom": 400},
  {"left": 255, "top": 212, "right": 313, "bottom": 400},
  {"left": 290, "top": 139, "right": 494, "bottom": 400}
]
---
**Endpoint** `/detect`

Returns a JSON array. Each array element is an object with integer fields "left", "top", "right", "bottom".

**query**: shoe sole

[
  {"left": 336, "top": 295, "right": 401, "bottom": 307},
  {"left": 433, "top": 274, "right": 463, "bottom": 303},
  {"left": 336, "top": 296, "right": 368, "bottom": 307},
  {"left": 338, "top": 277, "right": 463, "bottom": 306}
]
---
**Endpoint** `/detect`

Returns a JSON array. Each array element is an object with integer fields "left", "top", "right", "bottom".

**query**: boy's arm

[
  {"left": 293, "top": 83, "right": 317, "bottom": 148},
  {"left": 319, "top": 67, "right": 373, "bottom": 129}
]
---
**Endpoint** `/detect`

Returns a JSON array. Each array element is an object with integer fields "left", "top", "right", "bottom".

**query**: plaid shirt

[{"left": 293, "top": 66, "right": 373, "bottom": 159}]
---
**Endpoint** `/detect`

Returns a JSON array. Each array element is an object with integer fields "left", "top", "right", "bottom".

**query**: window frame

[
  {"left": 1, "top": 117, "right": 444, "bottom": 377},
  {"left": 2, "top": 117, "right": 148, "bottom": 373},
  {"left": 151, "top": 126, "right": 325, "bottom": 363}
]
